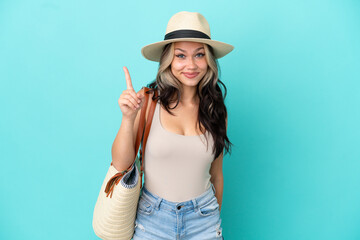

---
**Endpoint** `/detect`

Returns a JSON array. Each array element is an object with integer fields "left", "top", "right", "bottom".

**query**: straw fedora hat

[{"left": 141, "top": 11, "right": 234, "bottom": 62}]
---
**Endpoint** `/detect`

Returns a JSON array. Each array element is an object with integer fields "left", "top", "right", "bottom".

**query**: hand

[{"left": 118, "top": 66, "right": 145, "bottom": 120}]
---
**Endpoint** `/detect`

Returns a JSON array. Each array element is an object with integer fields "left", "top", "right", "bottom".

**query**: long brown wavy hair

[{"left": 146, "top": 42, "right": 232, "bottom": 159}]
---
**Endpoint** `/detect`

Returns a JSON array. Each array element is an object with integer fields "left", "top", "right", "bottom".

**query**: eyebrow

[{"left": 174, "top": 47, "right": 204, "bottom": 52}]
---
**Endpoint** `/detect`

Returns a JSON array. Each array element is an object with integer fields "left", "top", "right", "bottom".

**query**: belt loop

[
  {"left": 192, "top": 199, "right": 198, "bottom": 212},
  {"left": 154, "top": 197, "right": 162, "bottom": 210}
]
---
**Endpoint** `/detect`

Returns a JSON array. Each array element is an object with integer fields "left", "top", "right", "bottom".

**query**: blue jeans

[{"left": 132, "top": 183, "right": 224, "bottom": 240}]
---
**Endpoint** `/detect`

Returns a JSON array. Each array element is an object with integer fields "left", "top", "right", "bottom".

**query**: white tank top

[{"left": 144, "top": 100, "right": 216, "bottom": 202}]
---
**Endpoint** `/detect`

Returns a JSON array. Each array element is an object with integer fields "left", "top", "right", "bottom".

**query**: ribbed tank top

[{"left": 144, "top": 100, "right": 216, "bottom": 202}]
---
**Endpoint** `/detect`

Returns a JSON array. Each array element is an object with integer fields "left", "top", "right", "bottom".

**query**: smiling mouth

[{"left": 183, "top": 72, "right": 199, "bottom": 78}]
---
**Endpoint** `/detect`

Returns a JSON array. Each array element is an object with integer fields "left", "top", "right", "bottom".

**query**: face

[{"left": 171, "top": 41, "right": 208, "bottom": 89}]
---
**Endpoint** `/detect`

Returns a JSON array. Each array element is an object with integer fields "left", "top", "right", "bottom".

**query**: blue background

[{"left": 1, "top": 0, "right": 360, "bottom": 239}]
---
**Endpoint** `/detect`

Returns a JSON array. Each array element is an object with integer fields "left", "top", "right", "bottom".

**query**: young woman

[{"left": 112, "top": 11, "right": 234, "bottom": 240}]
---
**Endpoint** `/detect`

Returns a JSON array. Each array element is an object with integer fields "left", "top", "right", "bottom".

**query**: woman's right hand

[{"left": 118, "top": 66, "right": 145, "bottom": 120}]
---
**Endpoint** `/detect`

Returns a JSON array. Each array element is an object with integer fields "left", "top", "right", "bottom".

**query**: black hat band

[{"left": 164, "top": 29, "right": 211, "bottom": 40}]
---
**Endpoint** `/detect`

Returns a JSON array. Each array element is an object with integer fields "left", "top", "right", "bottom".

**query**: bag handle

[
  {"left": 138, "top": 87, "right": 158, "bottom": 189},
  {"left": 134, "top": 87, "right": 150, "bottom": 156},
  {"left": 105, "top": 87, "right": 157, "bottom": 197},
  {"left": 137, "top": 86, "right": 158, "bottom": 171}
]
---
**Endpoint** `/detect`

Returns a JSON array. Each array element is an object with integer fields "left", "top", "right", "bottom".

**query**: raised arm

[{"left": 111, "top": 66, "right": 146, "bottom": 172}]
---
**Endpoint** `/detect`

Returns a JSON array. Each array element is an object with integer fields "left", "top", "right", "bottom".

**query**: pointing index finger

[{"left": 123, "top": 66, "right": 133, "bottom": 89}]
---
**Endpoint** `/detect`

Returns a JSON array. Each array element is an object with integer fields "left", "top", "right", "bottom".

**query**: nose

[{"left": 186, "top": 57, "right": 197, "bottom": 70}]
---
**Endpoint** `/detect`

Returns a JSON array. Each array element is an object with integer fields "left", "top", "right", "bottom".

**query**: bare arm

[
  {"left": 110, "top": 67, "right": 149, "bottom": 172},
  {"left": 111, "top": 107, "right": 140, "bottom": 172},
  {"left": 210, "top": 152, "right": 224, "bottom": 212},
  {"left": 209, "top": 116, "right": 228, "bottom": 212}
]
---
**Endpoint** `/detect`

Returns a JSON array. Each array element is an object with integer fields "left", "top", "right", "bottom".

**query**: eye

[
  {"left": 175, "top": 54, "right": 185, "bottom": 58},
  {"left": 196, "top": 53, "right": 205, "bottom": 58}
]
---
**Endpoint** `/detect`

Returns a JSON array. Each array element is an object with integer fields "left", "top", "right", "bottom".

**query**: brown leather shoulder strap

[
  {"left": 140, "top": 88, "right": 158, "bottom": 174},
  {"left": 142, "top": 88, "right": 158, "bottom": 153},
  {"left": 134, "top": 88, "right": 149, "bottom": 155}
]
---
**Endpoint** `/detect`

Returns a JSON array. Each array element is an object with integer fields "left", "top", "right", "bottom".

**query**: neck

[{"left": 179, "top": 85, "right": 199, "bottom": 106}]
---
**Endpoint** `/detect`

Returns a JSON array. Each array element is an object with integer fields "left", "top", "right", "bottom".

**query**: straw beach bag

[{"left": 93, "top": 87, "right": 157, "bottom": 240}]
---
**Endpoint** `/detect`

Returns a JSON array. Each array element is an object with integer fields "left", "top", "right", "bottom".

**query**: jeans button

[{"left": 177, "top": 206, "right": 182, "bottom": 210}]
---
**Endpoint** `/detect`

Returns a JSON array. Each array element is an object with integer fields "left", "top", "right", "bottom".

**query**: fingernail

[{"left": 137, "top": 104, "right": 140, "bottom": 108}]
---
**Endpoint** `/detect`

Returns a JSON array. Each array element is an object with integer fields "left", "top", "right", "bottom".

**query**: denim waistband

[{"left": 140, "top": 183, "right": 217, "bottom": 213}]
